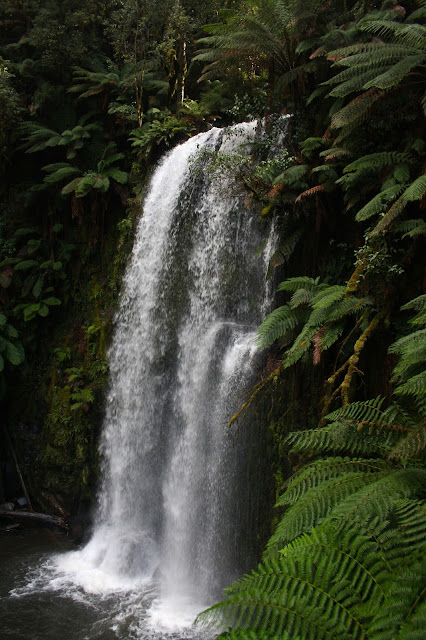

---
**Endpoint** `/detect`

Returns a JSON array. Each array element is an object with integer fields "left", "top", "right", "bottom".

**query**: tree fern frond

[
  {"left": 277, "top": 276, "right": 322, "bottom": 293},
  {"left": 42, "top": 165, "right": 81, "bottom": 184},
  {"left": 266, "top": 229, "right": 303, "bottom": 278},
  {"left": 319, "top": 322, "right": 345, "bottom": 351},
  {"left": 364, "top": 55, "right": 425, "bottom": 90},
  {"left": 394, "top": 371, "right": 426, "bottom": 402},
  {"left": 388, "top": 421, "right": 426, "bottom": 460},
  {"left": 396, "top": 218, "right": 426, "bottom": 238},
  {"left": 407, "top": 7, "right": 426, "bottom": 23},
  {"left": 308, "top": 294, "right": 371, "bottom": 327},
  {"left": 389, "top": 327, "right": 426, "bottom": 359},
  {"left": 265, "top": 472, "right": 383, "bottom": 556},
  {"left": 289, "top": 287, "right": 316, "bottom": 309},
  {"left": 282, "top": 457, "right": 392, "bottom": 505},
  {"left": 326, "top": 397, "right": 386, "bottom": 424},
  {"left": 327, "top": 66, "right": 390, "bottom": 98},
  {"left": 369, "top": 195, "right": 408, "bottom": 236},
  {"left": 368, "top": 560, "right": 426, "bottom": 639},
  {"left": 329, "top": 468, "right": 426, "bottom": 527},
  {"left": 218, "top": 630, "right": 297, "bottom": 640},
  {"left": 285, "top": 423, "right": 391, "bottom": 456},
  {"left": 310, "top": 285, "right": 346, "bottom": 308},
  {"left": 402, "top": 175, "right": 426, "bottom": 202},
  {"left": 343, "top": 152, "right": 413, "bottom": 174},
  {"left": 198, "top": 556, "right": 366, "bottom": 639},
  {"left": 361, "top": 19, "right": 426, "bottom": 46},
  {"left": 355, "top": 183, "right": 407, "bottom": 221},
  {"left": 330, "top": 88, "right": 383, "bottom": 130},
  {"left": 400, "top": 295, "right": 426, "bottom": 313},
  {"left": 257, "top": 306, "right": 305, "bottom": 348}
]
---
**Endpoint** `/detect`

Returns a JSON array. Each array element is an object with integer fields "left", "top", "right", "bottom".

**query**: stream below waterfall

[
  {"left": 0, "top": 529, "right": 212, "bottom": 639},
  {"left": 1, "top": 122, "right": 279, "bottom": 639}
]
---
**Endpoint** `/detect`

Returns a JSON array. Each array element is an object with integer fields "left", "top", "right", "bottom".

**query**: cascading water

[{"left": 6, "top": 123, "right": 277, "bottom": 639}]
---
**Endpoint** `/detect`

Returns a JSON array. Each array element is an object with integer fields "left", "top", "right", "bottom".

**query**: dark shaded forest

[{"left": 0, "top": 1, "right": 425, "bottom": 637}]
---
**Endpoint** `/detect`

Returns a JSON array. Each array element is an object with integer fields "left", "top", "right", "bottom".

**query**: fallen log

[{"left": 0, "top": 508, "right": 67, "bottom": 530}]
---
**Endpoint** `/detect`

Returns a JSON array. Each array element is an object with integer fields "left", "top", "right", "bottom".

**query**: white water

[{"left": 10, "top": 124, "right": 276, "bottom": 638}]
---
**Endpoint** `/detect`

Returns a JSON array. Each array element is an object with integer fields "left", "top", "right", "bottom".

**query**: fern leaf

[
  {"left": 282, "top": 457, "right": 392, "bottom": 505},
  {"left": 363, "top": 55, "right": 425, "bottom": 90},
  {"left": 369, "top": 196, "right": 408, "bottom": 236},
  {"left": 330, "top": 88, "right": 383, "bottom": 130},
  {"left": 329, "top": 468, "right": 426, "bottom": 526},
  {"left": 326, "top": 397, "right": 386, "bottom": 424},
  {"left": 257, "top": 306, "right": 305, "bottom": 348},
  {"left": 368, "top": 560, "right": 426, "bottom": 639},
  {"left": 277, "top": 276, "right": 322, "bottom": 294},
  {"left": 43, "top": 166, "right": 81, "bottom": 184},
  {"left": 266, "top": 229, "right": 303, "bottom": 278},
  {"left": 265, "top": 472, "right": 382, "bottom": 556},
  {"left": 286, "top": 421, "right": 395, "bottom": 457},
  {"left": 389, "top": 421, "right": 426, "bottom": 460},
  {"left": 402, "top": 175, "right": 426, "bottom": 202},
  {"left": 344, "top": 152, "right": 413, "bottom": 174},
  {"left": 320, "top": 322, "right": 345, "bottom": 350},
  {"left": 355, "top": 184, "right": 406, "bottom": 221}
]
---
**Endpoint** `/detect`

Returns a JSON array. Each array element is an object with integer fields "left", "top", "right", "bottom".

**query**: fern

[
  {"left": 282, "top": 457, "right": 392, "bottom": 504},
  {"left": 257, "top": 306, "right": 306, "bottom": 348},
  {"left": 355, "top": 183, "right": 407, "bottom": 221},
  {"left": 264, "top": 471, "right": 384, "bottom": 557},
  {"left": 402, "top": 174, "right": 426, "bottom": 202}
]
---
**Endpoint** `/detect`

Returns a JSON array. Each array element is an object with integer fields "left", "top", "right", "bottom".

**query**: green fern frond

[
  {"left": 328, "top": 468, "right": 426, "bottom": 527},
  {"left": 42, "top": 165, "right": 81, "bottom": 184},
  {"left": 318, "top": 322, "right": 345, "bottom": 351},
  {"left": 394, "top": 371, "right": 426, "bottom": 401},
  {"left": 330, "top": 88, "right": 383, "bottom": 130},
  {"left": 364, "top": 55, "right": 426, "bottom": 90},
  {"left": 257, "top": 306, "right": 305, "bottom": 348},
  {"left": 407, "top": 7, "right": 426, "bottom": 23},
  {"left": 198, "top": 559, "right": 365, "bottom": 639},
  {"left": 327, "top": 66, "right": 390, "bottom": 98},
  {"left": 389, "top": 421, "right": 426, "bottom": 460},
  {"left": 282, "top": 457, "right": 392, "bottom": 505},
  {"left": 400, "top": 295, "right": 426, "bottom": 313},
  {"left": 265, "top": 471, "right": 383, "bottom": 556},
  {"left": 288, "top": 287, "right": 316, "bottom": 309},
  {"left": 355, "top": 184, "right": 407, "bottom": 221},
  {"left": 309, "top": 294, "right": 371, "bottom": 327},
  {"left": 402, "top": 175, "right": 426, "bottom": 202},
  {"left": 396, "top": 218, "right": 426, "bottom": 238},
  {"left": 266, "top": 229, "right": 303, "bottom": 278},
  {"left": 326, "top": 397, "right": 386, "bottom": 424},
  {"left": 286, "top": 421, "right": 395, "bottom": 456},
  {"left": 369, "top": 195, "right": 408, "bottom": 236},
  {"left": 218, "top": 631, "right": 297, "bottom": 640},
  {"left": 368, "top": 560, "right": 426, "bottom": 639},
  {"left": 277, "top": 276, "right": 322, "bottom": 293},
  {"left": 344, "top": 152, "right": 413, "bottom": 174}
]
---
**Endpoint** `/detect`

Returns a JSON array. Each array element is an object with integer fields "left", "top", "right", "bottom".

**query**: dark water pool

[{"left": 0, "top": 529, "right": 213, "bottom": 640}]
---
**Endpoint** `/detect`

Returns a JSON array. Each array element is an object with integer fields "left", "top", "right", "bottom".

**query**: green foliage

[
  {"left": 130, "top": 114, "right": 195, "bottom": 158},
  {"left": 0, "top": 313, "right": 24, "bottom": 372},
  {"left": 258, "top": 276, "right": 372, "bottom": 381},
  {"left": 199, "top": 295, "right": 426, "bottom": 639}
]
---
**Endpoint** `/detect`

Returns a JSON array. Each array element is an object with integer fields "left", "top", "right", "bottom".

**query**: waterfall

[{"left": 48, "top": 122, "right": 276, "bottom": 634}]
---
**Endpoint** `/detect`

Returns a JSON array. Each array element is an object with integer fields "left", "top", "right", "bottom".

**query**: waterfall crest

[{"left": 52, "top": 122, "right": 276, "bottom": 632}]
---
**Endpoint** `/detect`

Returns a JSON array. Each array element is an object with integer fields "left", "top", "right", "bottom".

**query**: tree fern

[{"left": 257, "top": 305, "right": 306, "bottom": 348}]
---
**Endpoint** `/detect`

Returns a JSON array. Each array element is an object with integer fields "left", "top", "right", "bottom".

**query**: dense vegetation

[{"left": 0, "top": 0, "right": 424, "bottom": 637}]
